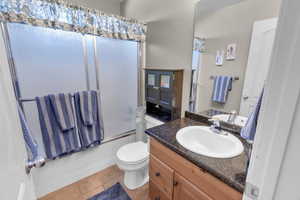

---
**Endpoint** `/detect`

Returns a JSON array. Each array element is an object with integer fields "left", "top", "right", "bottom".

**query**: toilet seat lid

[{"left": 117, "top": 141, "right": 149, "bottom": 164}]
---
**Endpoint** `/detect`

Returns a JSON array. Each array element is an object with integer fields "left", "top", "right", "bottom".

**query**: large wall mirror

[{"left": 189, "top": 0, "right": 278, "bottom": 127}]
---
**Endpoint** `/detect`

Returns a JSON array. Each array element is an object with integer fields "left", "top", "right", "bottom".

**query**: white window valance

[{"left": 0, "top": 0, "right": 147, "bottom": 42}]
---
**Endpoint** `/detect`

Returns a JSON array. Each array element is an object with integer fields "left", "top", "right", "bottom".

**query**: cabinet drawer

[
  {"left": 149, "top": 155, "right": 174, "bottom": 199},
  {"left": 149, "top": 181, "right": 170, "bottom": 200}
]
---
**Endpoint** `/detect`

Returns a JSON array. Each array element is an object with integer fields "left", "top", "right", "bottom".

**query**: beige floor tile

[
  {"left": 132, "top": 184, "right": 149, "bottom": 200},
  {"left": 40, "top": 165, "right": 149, "bottom": 200},
  {"left": 38, "top": 194, "right": 56, "bottom": 200},
  {"left": 81, "top": 185, "right": 105, "bottom": 199},
  {"left": 78, "top": 174, "right": 104, "bottom": 194},
  {"left": 103, "top": 174, "right": 123, "bottom": 190},
  {"left": 96, "top": 166, "right": 123, "bottom": 184},
  {"left": 118, "top": 177, "right": 149, "bottom": 200},
  {"left": 51, "top": 183, "right": 82, "bottom": 200}
]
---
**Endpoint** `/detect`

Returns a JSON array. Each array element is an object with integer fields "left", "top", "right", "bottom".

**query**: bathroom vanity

[{"left": 146, "top": 116, "right": 248, "bottom": 200}]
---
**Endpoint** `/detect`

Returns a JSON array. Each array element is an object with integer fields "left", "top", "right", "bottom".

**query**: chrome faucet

[
  {"left": 227, "top": 110, "right": 237, "bottom": 124},
  {"left": 209, "top": 119, "right": 221, "bottom": 134},
  {"left": 209, "top": 119, "right": 228, "bottom": 135}
]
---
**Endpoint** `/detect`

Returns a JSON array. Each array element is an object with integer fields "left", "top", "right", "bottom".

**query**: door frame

[
  {"left": 239, "top": 17, "right": 277, "bottom": 116},
  {"left": 243, "top": 0, "right": 300, "bottom": 199}
]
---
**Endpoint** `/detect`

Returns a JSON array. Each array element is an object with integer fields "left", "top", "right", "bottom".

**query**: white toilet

[
  {"left": 116, "top": 141, "right": 149, "bottom": 190},
  {"left": 116, "top": 114, "right": 164, "bottom": 190}
]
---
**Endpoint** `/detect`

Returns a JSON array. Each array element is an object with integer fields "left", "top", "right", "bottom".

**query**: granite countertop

[
  {"left": 145, "top": 117, "right": 249, "bottom": 193},
  {"left": 197, "top": 109, "right": 228, "bottom": 117}
]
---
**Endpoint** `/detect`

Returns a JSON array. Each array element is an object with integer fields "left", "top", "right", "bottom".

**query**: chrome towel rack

[{"left": 210, "top": 76, "right": 239, "bottom": 81}]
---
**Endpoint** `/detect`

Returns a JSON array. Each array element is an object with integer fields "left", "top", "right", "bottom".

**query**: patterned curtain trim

[
  {"left": 0, "top": 0, "right": 147, "bottom": 42},
  {"left": 193, "top": 37, "right": 206, "bottom": 52}
]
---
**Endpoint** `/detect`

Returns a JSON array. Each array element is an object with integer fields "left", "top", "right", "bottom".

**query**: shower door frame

[{"left": 0, "top": 21, "right": 145, "bottom": 170}]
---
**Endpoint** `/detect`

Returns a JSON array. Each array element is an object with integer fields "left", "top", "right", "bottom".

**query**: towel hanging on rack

[
  {"left": 49, "top": 94, "right": 75, "bottom": 131},
  {"left": 17, "top": 103, "right": 39, "bottom": 162},
  {"left": 241, "top": 89, "right": 264, "bottom": 141},
  {"left": 74, "top": 91, "right": 104, "bottom": 149},
  {"left": 78, "top": 92, "right": 95, "bottom": 126},
  {"left": 212, "top": 76, "right": 233, "bottom": 104},
  {"left": 36, "top": 94, "right": 81, "bottom": 159}
]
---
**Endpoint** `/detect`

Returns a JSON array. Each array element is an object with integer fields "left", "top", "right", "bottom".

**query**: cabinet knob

[
  {"left": 155, "top": 172, "right": 160, "bottom": 177},
  {"left": 174, "top": 181, "right": 178, "bottom": 186},
  {"left": 155, "top": 197, "right": 160, "bottom": 200}
]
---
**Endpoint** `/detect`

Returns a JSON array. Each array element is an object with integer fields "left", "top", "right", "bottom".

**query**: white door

[
  {"left": 240, "top": 18, "right": 277, "bottom": 116},
  {"left": 0, "top": 26, "right": 36, "bottom": 200}
]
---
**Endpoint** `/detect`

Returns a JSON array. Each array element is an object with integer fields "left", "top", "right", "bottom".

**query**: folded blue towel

[
  {"left": 78, "top": 91, "right": 95, "bottom": 126},
  {"left": 212, "top": 76, "right": 233, "bottom": 104},
  {"left": 74, "top": 91, "right": 104, "bottom": 148},
  {"left": 36, "top": 95, "right": 81, "bottom": 159},
  {"left": 241, "top": 89, "right": 264, "bottom": 141},
  {"left": 49, "top": 93, "right": 75, "bottom": 131},
  {"left": 17, "top": 104, "right": 39, "bottom": 162}
]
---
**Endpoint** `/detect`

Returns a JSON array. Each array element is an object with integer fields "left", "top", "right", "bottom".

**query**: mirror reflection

[{"left": 189, "top": 0, "right": 277, "bottom": 127}]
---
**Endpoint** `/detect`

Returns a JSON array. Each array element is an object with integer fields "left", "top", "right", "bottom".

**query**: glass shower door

[
  {"left": 94, "top": 37, "right": 138, "bottom": 138},
  {"left": 8, "top": 22, "right": 139, "bottom": 145},
  {"left": 7, "top": 23, "right": 88, "bottom": 156}
]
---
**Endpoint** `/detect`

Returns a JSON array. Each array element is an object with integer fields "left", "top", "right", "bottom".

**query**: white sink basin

[
  {"left": 176, "top": 126, "right": 244, "bottom": 158},
  {"left": 212, "top": 114, "right": 248, "bottom": 127}
]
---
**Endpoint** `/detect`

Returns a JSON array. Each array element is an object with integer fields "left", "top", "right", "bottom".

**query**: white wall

[
  {"left": 194, "top": 0, "right": 281, "bottom": 112},
  {"left": 0, "top": 28, "right": 36, "bottom": 200},
  {"left": 122, "top": 0, "right": 199, "bottom": 115},
  {"left": 274, "top": 97, "right": 300, "bottom": 200},
  {"left": 68, "top": 0, "right": 120, "bottom": 15}
]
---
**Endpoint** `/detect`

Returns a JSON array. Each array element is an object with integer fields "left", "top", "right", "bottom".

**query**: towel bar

[
  {"left": 19, "top": 94, "right": 136, "bottom": 173},
  {"left": 25, "top": 130, "right": 136, "bottom": 173},
  {"left": 19, "top": 95, "right": 75, "bottom": 102},
  {"left": 210, "top": 76, "right": 239, "bottom": 81}
]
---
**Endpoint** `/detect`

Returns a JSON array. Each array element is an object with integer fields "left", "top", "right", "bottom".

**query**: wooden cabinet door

[
  {"left": 173, "top": 173, "right": 213, "bottom": 200},
  {"left": 149, "top": 155, "right": 174, "bottom": 199},
  {"left": 145, "top": 70, "right": 160, "bottom": 104},
  {"left": 149, "top": 181, "right": 170, "bottom": 200}
]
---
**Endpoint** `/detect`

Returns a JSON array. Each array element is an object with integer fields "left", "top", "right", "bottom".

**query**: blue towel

[
  {"left": 74, "top": 91, "right": 104, "bottom": 148},
  {"left": 17, "top": 104, "right": 39, "bottom": 162},
  {"left": 78, "top": 91, "right": 95, "bottom": 126},
  {"left": 36, "top": 95, "right": 81, "bottom": 159},
  {"left": 49, "top": 93, "right": 75, "bottom": 131},
  {"left": 241, "top": 89, "right": 264, "bottom": 141},
  {"left": 212, "top": 76, "right": 233, "bottom": 103}
]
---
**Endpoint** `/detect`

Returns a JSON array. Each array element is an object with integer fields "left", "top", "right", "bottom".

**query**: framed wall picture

[{"left": 226, "top": 43, "right": 236, "bottom": 60}]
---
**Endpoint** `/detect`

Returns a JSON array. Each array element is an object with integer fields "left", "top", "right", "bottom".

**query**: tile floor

[{"left": 39, "top": 165, "right": 149, "bottom": 200}]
